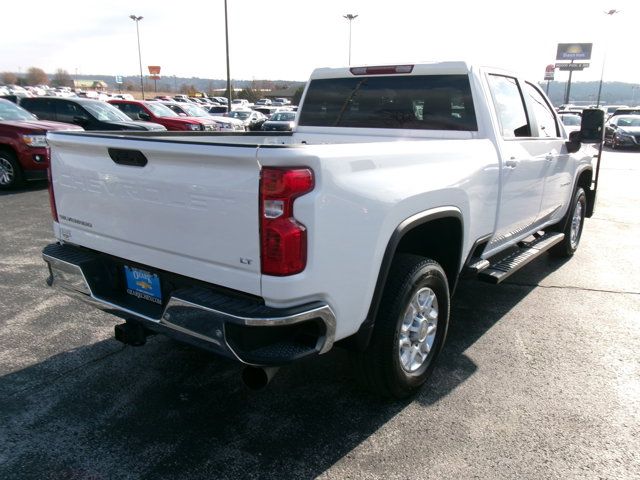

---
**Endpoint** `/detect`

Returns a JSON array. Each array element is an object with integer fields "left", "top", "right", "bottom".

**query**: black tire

[
  {"left": 0, "top": 150, "right": 23, "bottom": 189},
  {"left": 550, "top": 187, "right": 586, "bottom": 257},
  {"left": 351, "top": 254, "right": 450, "bottom": 399}
]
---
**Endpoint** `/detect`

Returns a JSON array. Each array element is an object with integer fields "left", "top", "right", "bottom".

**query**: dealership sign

[
  {"left": 555, "top": 62, "right": 590, "bottom": 71},
  {"left": 556, "top": 43, "right": 592, "bottom": 61}
]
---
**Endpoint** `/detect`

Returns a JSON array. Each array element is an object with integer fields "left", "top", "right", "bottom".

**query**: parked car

[
  {"left": 231, "top": 99, "right": 251, "bottom": 109},
  {"left": 0, "top": 98, "right": 82, "bottom": 189},
  {"left": 110, "top": 93, "right": 135, "bottom": 100},
  {"left": 19, "top": 97, "right": 166, "bottom": 131},
  {"left": 272, "top": 97, "right": 291, "bottom": 106},
  {"left": 158, "top": 102, "right": 221, "bottom": 131},
  {"left": 109, "top": 99, "right": 219, "bottom": 132},
  {"left": 607, "top": 107, "right": 640, "bottom": 120},
  {"left": 604, "top": 115, "right": 640, "bottom": 149},
  {"left": 255, "top": 98, "right": 272, "bottom": 106},
  {"left": 207, "top": 105, "right": 229, "bottom": 115},
  {"left": 261, "top": 111, "right": 297, "bottom": 131},
  {"left": 604, "top": 105, "right": 628, "bottom": 118},
  {"left": 227, "top": 109, "right": 267, "bottom": 130}
]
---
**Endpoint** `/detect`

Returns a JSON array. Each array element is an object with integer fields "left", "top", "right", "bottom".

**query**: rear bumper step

[
  {"left": 477, "top": 232, "right": 564, "bottom": 284},
  {"left": 42, "top": 243, "right": 336, "bottom": 366}
]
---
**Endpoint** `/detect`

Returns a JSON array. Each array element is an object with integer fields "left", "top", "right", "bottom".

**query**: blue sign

[{"left": 556, "top": 43, "right": 592, "bottom": 61}]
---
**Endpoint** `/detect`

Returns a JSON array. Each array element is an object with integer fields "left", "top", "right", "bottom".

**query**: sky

[{"left": 1, "top": 0, "right": 639, "bottom": 84}]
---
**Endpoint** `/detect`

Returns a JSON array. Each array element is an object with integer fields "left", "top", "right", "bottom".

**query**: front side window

[
  {"left": 523, "top": 83, "right": 559, "bottom": 137},
  {"left": 487, "top": 75, "right": 530, "bottom": 138},
  {"left": 57, "top": 101, "right": 86, "bottom": 123},
  {"left": 298, "top": 74, "right": 477, "bottom": 131}
]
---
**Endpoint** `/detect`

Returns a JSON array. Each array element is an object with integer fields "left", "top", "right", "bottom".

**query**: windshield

[
  {"left": 228, "top": 111, "right": 250, "bottom": 120},
  {"left": 617, "top": 116, "right": 640, "bottom": 127},
  {"left": 0, "top": 100, "right": 37, "bottom": 121},
  {"left": 83, "top": 101, "right": 132, "bottom": 122},
  {"left": 270, "top": 112, "right": 296, "bottom": 121},
  {"left": 560, "top": 114, "right": 581, "bottom": 126},
  {"left": 146, "top": 102, "right": 178, "bottom": 117}
]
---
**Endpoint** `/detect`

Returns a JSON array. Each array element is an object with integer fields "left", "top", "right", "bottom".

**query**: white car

[{"left": 209, "top": 115, "right": 245, "bottom": 132}]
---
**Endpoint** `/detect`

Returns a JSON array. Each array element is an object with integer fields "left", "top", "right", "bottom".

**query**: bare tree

[
  {"left": 51, "top": 69, "right": 73, "bottom": 88},
  {"left": 1, "top": 72, "right": 18, "bottom": 85},
  {"left": 26, "top": 67, "right": 48, "bottom": 86}
]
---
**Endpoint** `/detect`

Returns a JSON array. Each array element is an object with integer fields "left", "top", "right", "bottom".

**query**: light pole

[
  {"left": 129, "top": 15, "right": 145, "bottom": 100},
  {"left": 343, "top": 14, "right": 358, "bottom": 65},
  {"left": 224, "top": 0, "right": 232, "bottom": 107},
  {"left": 596, "top": 9, "right": 620, "bottom": 107}
]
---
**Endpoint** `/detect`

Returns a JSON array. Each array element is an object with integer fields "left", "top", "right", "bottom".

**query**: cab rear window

[{"left": 298, "top": 74, "right": 477, "bottom": 131}]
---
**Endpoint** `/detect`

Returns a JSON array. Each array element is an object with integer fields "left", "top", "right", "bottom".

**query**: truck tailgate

[{"left": 48, "top": 133, "right": 262, "bottom": 296}]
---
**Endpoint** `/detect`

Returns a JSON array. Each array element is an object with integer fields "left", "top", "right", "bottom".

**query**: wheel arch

[
  {"left": 342, "top": 207, "right": 464, "bottom": 351},
  {"left": 575, "top": 165, "right": 594, "bottom": 217},
  {"left": 0, "top": 143, "right": 19, "bottom": 159}
]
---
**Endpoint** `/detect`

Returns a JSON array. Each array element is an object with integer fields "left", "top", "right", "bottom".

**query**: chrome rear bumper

[{"left": 43, "top": 243, "right": 336, "bottom": 366}]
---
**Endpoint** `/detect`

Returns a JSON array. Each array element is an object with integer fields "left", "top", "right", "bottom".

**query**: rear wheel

[
  {"left": 550, "top": 187, "right": 586, "bottom": 257},
  {"left": 352, "top": 254, "right": 450, "bottom": 398},
  {"left": 0, "top": 151, "right": 23, "bottom": 189}
]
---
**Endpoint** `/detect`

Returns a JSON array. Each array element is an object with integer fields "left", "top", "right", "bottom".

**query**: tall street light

[
  {"left": 596, "top": 9, "right": 621, "bottom": 107},
  {"left": 343, "top": 14, "right": 358, "bottom": 65},
  {"left": 129, "top": 15, "right": 145, "bottom": 100},
  {"left": 224, "top": 0, "right": 232, "bottom": 107}
]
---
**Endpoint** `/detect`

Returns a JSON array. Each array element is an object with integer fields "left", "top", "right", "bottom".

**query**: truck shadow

[
  {"left": 0, "top": 180, "right": 48, "bottom": 196},
  {"left": 0, "top": 255, "right": 569, "bottom": 480}
]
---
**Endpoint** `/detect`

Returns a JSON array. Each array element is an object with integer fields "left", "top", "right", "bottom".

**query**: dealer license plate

[{"left": 124, "top": 266, "right": 162, "bottom": 304}]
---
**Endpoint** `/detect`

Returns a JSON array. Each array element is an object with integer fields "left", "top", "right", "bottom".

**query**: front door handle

[{"left": 505, "top": 158, "right": 518, "bottom": 168}]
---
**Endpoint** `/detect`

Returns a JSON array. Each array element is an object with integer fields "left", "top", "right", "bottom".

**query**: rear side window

[{"left": 298, "top": 74, "right": 477, "bottom": 131}]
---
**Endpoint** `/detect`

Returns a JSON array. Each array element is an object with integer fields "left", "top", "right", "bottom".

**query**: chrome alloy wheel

[
  {"left": 0, "top": 157, "right": 15, "bottom": 186},
  {"left": 399, "top": 287, "right": 439, "bottom": 373},
  {"left": 570, "top": 199, "right": 584, "bottom": 249}
]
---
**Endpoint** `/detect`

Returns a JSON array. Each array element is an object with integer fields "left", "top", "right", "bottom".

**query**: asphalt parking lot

[{"left": 1, "top": 149, "right": 639, "bottom": 480}]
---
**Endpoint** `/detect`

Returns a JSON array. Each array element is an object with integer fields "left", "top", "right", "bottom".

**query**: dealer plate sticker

[{"left": 124, "top": 266, "right": 162, "bottom": 304}]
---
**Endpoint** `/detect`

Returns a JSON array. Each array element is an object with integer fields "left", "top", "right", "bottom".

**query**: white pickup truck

[{"left": 42, "top": 62, "right": 604, "bottom": 398}]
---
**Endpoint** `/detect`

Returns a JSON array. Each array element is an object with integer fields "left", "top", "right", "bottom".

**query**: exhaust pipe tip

[{"left": 241, "top": 366, "right": 280, "bottom": 390}]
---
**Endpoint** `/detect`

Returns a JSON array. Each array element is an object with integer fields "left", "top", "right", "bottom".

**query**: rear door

[
  {"left": 49, "top": 133, "right": 263, "bottom": 295},
  {"left": 521, "top": 82, "right": 573, "bottom": 224}
]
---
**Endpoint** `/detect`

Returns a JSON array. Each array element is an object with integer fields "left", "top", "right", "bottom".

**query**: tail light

[
  {"left": 260, "top": 167, "right": 314, "bottom": 276},
  {"left": 47, "top": 148, "right": 59, "bottom": 222}
]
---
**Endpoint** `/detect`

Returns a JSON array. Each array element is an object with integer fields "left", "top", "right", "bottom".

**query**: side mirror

[
  {"left": 578, "top": 108, "right": 605, "bottom": 143},
  {"left": 138, "top": 112, "right": 151, "bottom": 121}
]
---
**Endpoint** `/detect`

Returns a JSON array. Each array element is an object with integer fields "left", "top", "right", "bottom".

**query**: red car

[
  {"left": 0, "top": 99, "right": 82, "bottom": 189},
  {"left": 108, "top": 99, "right": 219, "bottom": 132}
]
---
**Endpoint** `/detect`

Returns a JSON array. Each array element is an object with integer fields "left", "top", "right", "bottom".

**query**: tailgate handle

[{"left": 108, "top": 148, "right": 148, "bottom": 167}]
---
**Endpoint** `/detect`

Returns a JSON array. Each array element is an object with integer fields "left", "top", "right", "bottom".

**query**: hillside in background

[{"left": 539, "top": 80, "right": 640, "bottom": 106}]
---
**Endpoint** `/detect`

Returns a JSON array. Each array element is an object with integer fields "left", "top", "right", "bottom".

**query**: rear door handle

[{"left": 545, "top": 154, "right": 554, "bottom": 162}]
